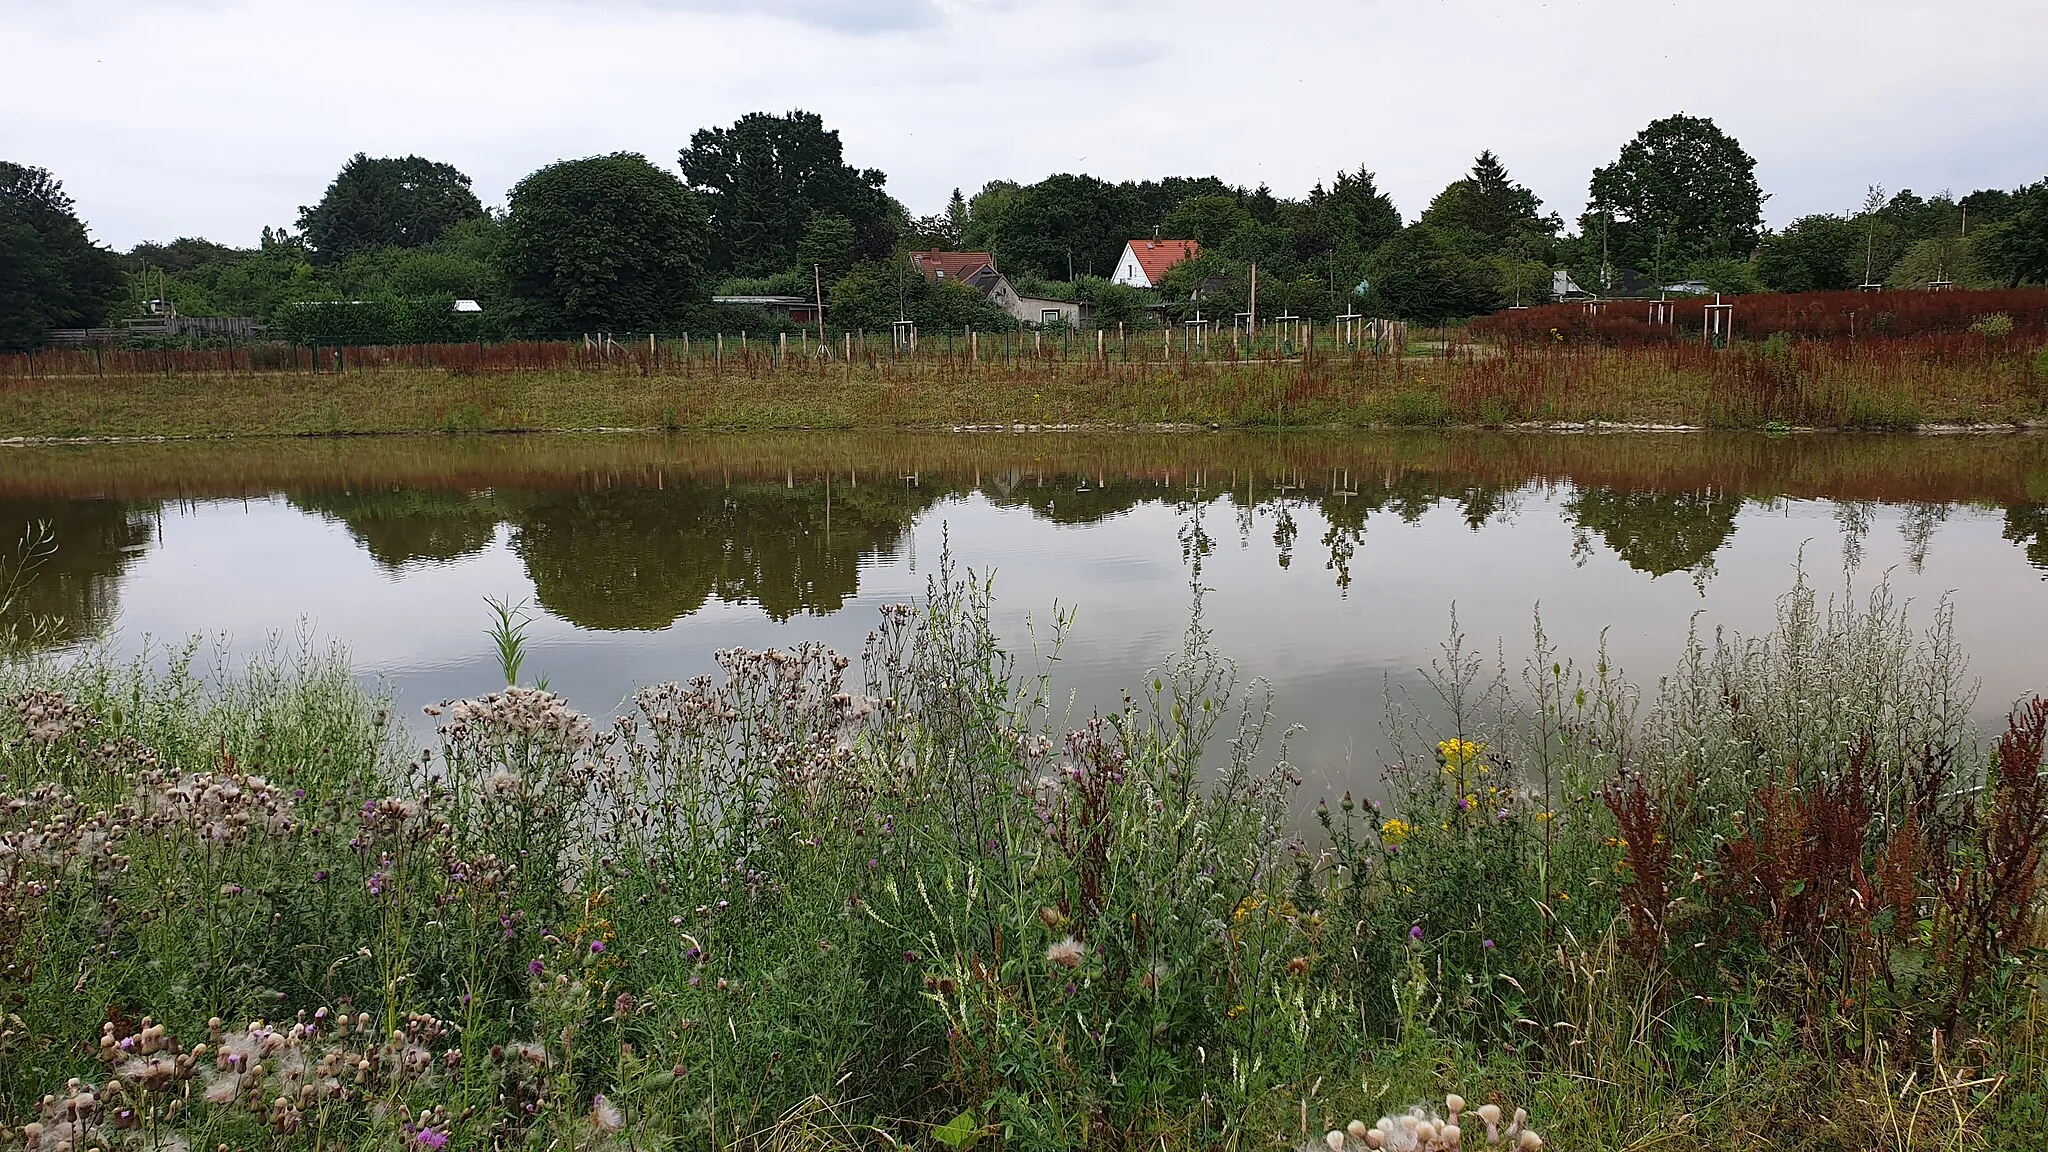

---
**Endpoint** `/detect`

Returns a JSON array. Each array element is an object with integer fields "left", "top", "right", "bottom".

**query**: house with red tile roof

[
  {"left": 909, "top": 250, "right": 999, "bottom": 285},
  {"left": 1111, "top": 239, "right": 1200, "bottom": 288},
  {"left": 908, "top": 249, "right": 1089, "bottom": 328}
]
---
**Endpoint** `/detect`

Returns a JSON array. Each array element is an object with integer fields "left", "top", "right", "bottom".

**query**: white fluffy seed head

[
  {"left": 1364, "top": 1129, "right": 1384, "bottom": 1150},
  {"left": 1476, "top": 1104, "right": 1501, "bottom": 1126},
  {"left": 1325, "top": 1129, "right": 1346, "bottom": 1151},
  {"left": 1441, "top": 1123, "right": 1462, "bottom": 1147},
  {"left": 1347, "top": 1120, "right": 1369, "bottom": 1140},
  {"left": 1518, "top": 1133, "right": 1542, "bottom": 1150}
]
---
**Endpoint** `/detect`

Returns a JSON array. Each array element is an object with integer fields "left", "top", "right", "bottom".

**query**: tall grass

[
  {"left": 6, "top": 295, "right": 2047, "bottom": 434},
  {"left": 2, "top": 559, "right": 2043, "bottom": 1150}
]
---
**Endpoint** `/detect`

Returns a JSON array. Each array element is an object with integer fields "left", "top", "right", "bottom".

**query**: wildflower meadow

[{"left": 2, "top": 558, "right": 2044, "bottom": 1150}]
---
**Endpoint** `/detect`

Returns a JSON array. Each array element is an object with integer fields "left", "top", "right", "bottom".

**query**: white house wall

[{"left": 1112, "top": 247, "right": 1151, "bottom": 287}]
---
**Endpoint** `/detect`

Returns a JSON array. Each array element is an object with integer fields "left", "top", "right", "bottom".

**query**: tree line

[{"left": 4, "top": 110, "right": 2046, "bottom": 351}]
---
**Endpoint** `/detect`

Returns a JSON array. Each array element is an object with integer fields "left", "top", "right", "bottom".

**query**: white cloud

[{"left": 2, "top": 0, "right": 2042, "bottom": 249}]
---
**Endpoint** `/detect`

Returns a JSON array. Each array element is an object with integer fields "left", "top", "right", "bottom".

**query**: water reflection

[
  {"left": 1566, "top": 489, "right": 1738, "bottom": 576},
  {"left": 289, "top": 490, "right": 499, "bottom": 570},
  {"left": 506, "top": 482, "right": 947, "bottom": 629},
  {"left": 4, "top": 431, "right": 2044, "bottom": 801},
  {"left": 2008, "top": 503, "right": 2048, "bottom": 568},
  {"left": 2, "top": 434, "right": 2047, "bottom": 647},
  {"left": 0, "top": 501, "right": 154, "bottom": 648}
]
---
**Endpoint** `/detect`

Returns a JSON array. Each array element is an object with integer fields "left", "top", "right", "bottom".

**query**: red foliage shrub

[
  {"left": 1937, "top": 696, "right": 2048, "bottom": 1016},
  {"left": 1471, "top": 288, "right": 2048, "bottom": 347},
  {"left": 1599, "top": 768, "right": 1675, "bottom": 960}
]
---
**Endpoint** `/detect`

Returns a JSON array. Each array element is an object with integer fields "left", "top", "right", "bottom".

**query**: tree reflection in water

[
  {"left": 2, "top": 432, "right": 2046, "bottom": 645},
  {"left": 0, "top": 501, "right": 155, "bottom": 649},
  {"left": 1566, "top": 489, "right": 1740, "bottom": 578},
  {"left": 291, "top": 490, "right": 501, "bottom": 570},
  {"left": 2006, "top": 504, "right": 2048, "bottom": 571},
  {"left": 505, "top": 480, "right": 953, "bottom": 629}
]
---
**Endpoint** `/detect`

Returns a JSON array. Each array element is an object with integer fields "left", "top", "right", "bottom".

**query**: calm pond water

[{"left": 4, "top": 431, "right": 2046, "bottom": 803}]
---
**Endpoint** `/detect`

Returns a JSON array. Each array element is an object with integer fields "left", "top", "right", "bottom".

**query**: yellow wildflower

[
  {"left": 1437, "top": 738, "right": 1485, "bottom": 772},
  {"left": 1379, "top": 818, "right": 1411, "bottom": 846}
]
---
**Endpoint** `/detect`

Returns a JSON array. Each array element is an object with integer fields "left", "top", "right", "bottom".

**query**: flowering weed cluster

[{"left": 1, "top": 560, "right": 2043, "bottom": 1150}]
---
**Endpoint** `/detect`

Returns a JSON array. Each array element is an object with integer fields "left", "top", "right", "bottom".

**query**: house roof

[
  {"left": 909, "top": 250, "right": 997, "bottom": 282},
  {"left": 1123, "top": 239, "right": 1200, "bottom": 283}
]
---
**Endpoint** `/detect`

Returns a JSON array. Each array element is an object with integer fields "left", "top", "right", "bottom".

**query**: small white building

[{"left": 1111, "top": 239, "right": 1201, "bottom": 288}]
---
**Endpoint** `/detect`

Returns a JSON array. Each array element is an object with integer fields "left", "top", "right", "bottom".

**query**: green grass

[
  {"left": 3, "top": 336, "right": 2045, "bottom": 438},
  {"left": 1, "top": 558, "right": 2043, "bottom": 1151}
]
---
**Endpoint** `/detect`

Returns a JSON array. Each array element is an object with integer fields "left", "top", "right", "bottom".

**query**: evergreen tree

[{"left": 1420, "top": 151, "right": 1559, "bottom": 249}]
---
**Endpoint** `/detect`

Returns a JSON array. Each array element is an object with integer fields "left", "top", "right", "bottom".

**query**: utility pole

[
  {"left": 1600, "top": 215, "right": 1611, "bottom": 296},
  {"left": 1862, "top": 184, "right": 1886, "bottom": 288},
  {"left": 1248, "top": 262, "right": 1258, "bottom": 342},
  {"left": 813, "top": 263, "right": 826, "bottom": 349}
]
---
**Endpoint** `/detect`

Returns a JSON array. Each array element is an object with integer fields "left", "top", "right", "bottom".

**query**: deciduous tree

[
  {"left": 0, "top": 161, "right": 125, "bottom": 352},
  {"left": 1757, "top": 214, "right": 1859, "bottom": 293},
  {"left": 499, "top": 153, "right": 708, "bottom": 333},
  {"left": 1979, "top": 179, "right": 2048, "bottom": 287},
  {"left": 1362, "top": 224, "right": 1498, "bottom": 321},
  {"left": 1584, "top": 114, "right": 1764, "bottom": 271},
  {"left": 679, "top": 111, "right": 895, "bottom": 277},
  {"left": 296, "top": 154, "right": 485, "bottom": 263}
]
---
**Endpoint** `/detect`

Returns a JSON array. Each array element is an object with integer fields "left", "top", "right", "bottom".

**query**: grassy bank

[
  {"left": 5, "top": 427, "right": 2048, "bottom": 509},
  {"left": 3, "top": 560, "right": 2044, "bottom": 1150},
  {"left": 3, "top": 333, "right": 2047, "bottom": 437}
]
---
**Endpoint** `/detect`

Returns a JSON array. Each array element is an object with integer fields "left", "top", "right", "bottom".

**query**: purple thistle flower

[
  {"left": 589, "top": 940, "right": 606, "bottom": 955},
  {"left": 528, "top": 959, "right": 545, "bottom": 976},
  {"left": 1483, "top": 938, "right": 1496, "bottom": 950},
  {"left": 416, "top": 1128, "right": 448, "bottom": 1149},
  {"left": 1408, "top": 924, "right": 1424, "bottom": 942},
  {"left": 904, "top": 950, "right": 919, "bottom": 963}
]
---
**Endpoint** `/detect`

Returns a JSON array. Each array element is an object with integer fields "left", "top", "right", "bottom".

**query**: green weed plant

[{"left": 1, "top": 560, "right": 2042, "bottom": 1150}]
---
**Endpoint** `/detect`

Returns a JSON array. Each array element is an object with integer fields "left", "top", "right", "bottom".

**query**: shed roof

[
  {"left": 1123, "top": 239, "right": 1201, "bottom": 283},
  {"left": 909, "top": 250, "right": 997, "bottom": 281}
]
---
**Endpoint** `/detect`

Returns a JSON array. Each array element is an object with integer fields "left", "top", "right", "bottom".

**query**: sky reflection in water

[{"left": 3, "top": 431, "right": 2044, "bottom": 805}]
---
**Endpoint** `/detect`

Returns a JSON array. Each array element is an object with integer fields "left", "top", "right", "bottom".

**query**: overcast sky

[{"left": 4, "top": 0, "right": 2043, "bottom": 251}]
